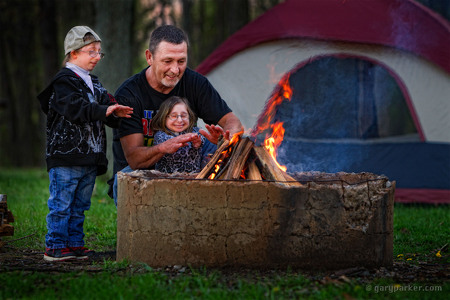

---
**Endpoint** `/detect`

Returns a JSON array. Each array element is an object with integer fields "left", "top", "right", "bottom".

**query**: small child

[
  {"left": 151, "top": 96, "right": 218, "bottom": 173},
  {"left": 37, "top": 26, "right": 133, "bottom": 261}
]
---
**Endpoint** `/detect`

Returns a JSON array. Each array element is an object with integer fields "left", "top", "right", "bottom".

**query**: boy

[{"left": 37, "top": 26, "right": 132, "bottom": 261}]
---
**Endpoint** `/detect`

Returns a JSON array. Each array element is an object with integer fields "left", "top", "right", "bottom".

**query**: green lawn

[
  {"left": 0, "top": 168, "right": 448, "bottom": 299},
  {"left": 0, "top": 168, "right": 116, "bottom": 250}
]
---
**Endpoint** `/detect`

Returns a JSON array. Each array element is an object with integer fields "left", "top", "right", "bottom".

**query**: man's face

[{"left": 147, "top": 41, "right": 188, "bottom": 93}]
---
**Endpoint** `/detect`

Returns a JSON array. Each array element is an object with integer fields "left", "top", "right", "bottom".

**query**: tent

[{"left": 196, "top": 0, "right": 450, "bottom": 204}]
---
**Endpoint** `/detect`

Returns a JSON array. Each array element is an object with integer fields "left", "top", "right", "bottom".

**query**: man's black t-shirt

[{"left": 111, "top": 67, "right": 232, "bottom": 178}]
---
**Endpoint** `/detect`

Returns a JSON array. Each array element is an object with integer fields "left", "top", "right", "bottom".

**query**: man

[{"left": 109, "top": 25, "right": 243, "bottom": 200}]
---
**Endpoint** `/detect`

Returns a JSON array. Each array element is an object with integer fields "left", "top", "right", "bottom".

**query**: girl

[{"left": 151, "top": 96, "right": 219, "bottom": 173}]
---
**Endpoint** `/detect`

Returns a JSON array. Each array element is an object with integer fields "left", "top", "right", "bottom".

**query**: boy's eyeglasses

[
  {"left": 168, "top": 113, "right": 189, "bottom": 121},
  {"left": 79, "top": 50, "right": 105, "bottom": 59}
]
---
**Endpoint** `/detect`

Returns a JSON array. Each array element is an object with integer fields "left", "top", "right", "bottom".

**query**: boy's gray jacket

[{"left": 38, "top": 68, "right": 120, "bottom": 175}]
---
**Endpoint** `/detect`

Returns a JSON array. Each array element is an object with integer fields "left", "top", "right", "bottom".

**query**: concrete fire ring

[{"left": 116, "top": 171, "right": 394, "bottom": 270}]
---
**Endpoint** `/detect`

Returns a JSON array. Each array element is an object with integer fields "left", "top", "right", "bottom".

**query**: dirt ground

[{"left": 0, "top": 245, "right": 448, "bottom": 285}]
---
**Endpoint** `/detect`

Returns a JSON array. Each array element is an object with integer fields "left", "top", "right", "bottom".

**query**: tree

[
  {"left": 0, "top": 0, "right": 136, "bottom": 168},
  {"left": 0, "top": 0, "right": 45, "bottom": 167},
  {"left": 182, "top": 0, "right": 250, "bottom": 67},
  {"left": 0, "top": 0, "right": 281, "bottom": 168}
]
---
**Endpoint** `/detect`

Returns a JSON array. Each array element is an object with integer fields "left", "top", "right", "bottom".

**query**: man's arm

[
  {"left": 199, "top": 112, "right": 244, "bottom": 143},
  {"left": 218, "top": 112, "right": 244, "bottom": 136},
  {"left": 121, "top": 132, "right": 199, "bottom": 170}
]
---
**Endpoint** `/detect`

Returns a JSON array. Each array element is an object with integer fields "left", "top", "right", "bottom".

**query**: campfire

[
  {"left": 196, "top": 135, "right": 301, "bottom": 187},
  {"left": 196, "top": 72, "right": 300, "bottom": 186}
]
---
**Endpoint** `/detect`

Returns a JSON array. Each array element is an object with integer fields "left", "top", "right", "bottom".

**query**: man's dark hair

[{"left": 149, "top": 25, "right": 189, "bottom": 54}]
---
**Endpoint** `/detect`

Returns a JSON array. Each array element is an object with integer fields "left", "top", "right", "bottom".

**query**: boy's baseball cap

[{"left": 64, "top": 26, "right": 101, "bottom": 55}]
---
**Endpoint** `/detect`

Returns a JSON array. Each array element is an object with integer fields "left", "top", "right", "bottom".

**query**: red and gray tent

[{"left": 196, "top": 0, "right": 450, "bottom": 204}]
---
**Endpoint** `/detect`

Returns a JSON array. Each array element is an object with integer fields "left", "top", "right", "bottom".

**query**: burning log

[
  {"left": 247, "top": 161, "right": 262, "bottom": 180},
  {"left": 253, "top": 146, "right": 301, "bottom": 186},
  {"left": 195, "top": 137, "right": 231, "bottom": 179},
  {"left": 0, "top": 194, "right": 14, "bottom": 237},
  {"left": 196, "top": 135, "right": 301, "bottom": 186},
  {"left": 222, "top": 137, "right": 254, "bottom": 180}
]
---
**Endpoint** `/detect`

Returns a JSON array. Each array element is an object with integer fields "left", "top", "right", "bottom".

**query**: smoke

[{"left": 253, "top": 56, "right": 388, "bottom": 174}]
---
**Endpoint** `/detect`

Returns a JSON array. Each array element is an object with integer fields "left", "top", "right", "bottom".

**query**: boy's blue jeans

[
  {"left": 113, "top": 165, "right": 133, "bottom": 207},
  {"left": 45, "top": 166, "right": 97, "bottom": 249}
]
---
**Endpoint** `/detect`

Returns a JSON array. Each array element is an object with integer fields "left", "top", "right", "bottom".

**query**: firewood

[
  {"left": 0, "top": 194, "right": 6, "bottom": 210},
  {"left": 196, "top": 137, "right": 300, "bottom": 186},
  {"left": 223, "top": 137, "right": 254, "bottom": 180},
  {"left": 281, "top": 171, "right": 301, "bottom": 186},
  {"left": 196, "top": 138, "right": 230, "bottom": 179},
  {"left": 253, "top": 146, "right": 302, "bottom": 186},
  {"left": 7, "top": 210, "right": 14, "bottom": 223},
  {"left": 0, "top": 194, "right": 15, "bottom": 237},
  {"left": 247, "top": 160, "right": 262, "bottom": 180},
  {"left": 0, "top": 224, "right": 14, "bottom": 237},
  {"left": 253, "top": 146, "right": 285, "bottom": 180}
]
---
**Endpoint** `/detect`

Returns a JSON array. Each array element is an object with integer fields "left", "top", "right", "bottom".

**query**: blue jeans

[
  {"left": 113, "top": 165, "right": 133, "bottom": 207},
  {"left": 45, "top": 166, "right": 97, "bottom": 249}
]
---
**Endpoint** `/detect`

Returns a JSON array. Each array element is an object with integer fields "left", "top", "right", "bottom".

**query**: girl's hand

[
  {"left": 199, "top": 124, "right": 230, "bottom": 144},
  {"left": 106, "top": 104, "right": 133, "bottom": 118},
  {"left": 191, "top": 134, "right": 202, "bottom": 148}
]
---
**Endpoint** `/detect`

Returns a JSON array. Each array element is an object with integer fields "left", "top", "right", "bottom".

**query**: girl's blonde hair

[{"left": 151, "top": 96, "right": 197, "bottom": 134}]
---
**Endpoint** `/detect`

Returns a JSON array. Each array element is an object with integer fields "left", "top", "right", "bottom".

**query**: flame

[
  {"left": 209, "top": 160, "right": 222, "bottom": 179},
  {"left": 264, "top": 122, "right": 287, "bottom": 172},
  {"left": 229, "top": 131, "right": 243, "bottom": 145},
  {"left": 252, "top": 73, "right": 293, "bottom": 172},
  {"left": 207, "top": 132, "right": 243, "bottom": 179}
]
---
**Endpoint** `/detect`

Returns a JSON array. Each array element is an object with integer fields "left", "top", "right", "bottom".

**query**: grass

[
  {"left": 0, "top": 168, "right": 448, "bottom": 299},
  {"left": 393, "top": 203, "right": 449, "bottom": 263},
  {"left": 0, "top": 168, "right": 116, "bottom": 250}
]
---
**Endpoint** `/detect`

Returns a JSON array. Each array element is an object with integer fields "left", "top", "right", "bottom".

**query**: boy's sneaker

[
  {"left": 43, "top": 247, "right": 76, "bottom": 262},
  {"left": 70, "top": 246, "right": 95, "bottom": 260}
]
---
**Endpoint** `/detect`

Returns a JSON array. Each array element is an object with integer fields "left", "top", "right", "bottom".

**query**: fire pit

[
  {"left": 117, "top": 73, "right": 394, "bottom": 270},
  {"left": 116, "top": 168, "right": 394, "bottom": 270}
]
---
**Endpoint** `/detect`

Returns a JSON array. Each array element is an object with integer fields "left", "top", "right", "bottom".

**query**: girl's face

[
  {"left": 166, "top": 103, "right": 190, "bottom": 133},
  {"left": 70, "top": 42, "right": 102, "bottom": 71}
]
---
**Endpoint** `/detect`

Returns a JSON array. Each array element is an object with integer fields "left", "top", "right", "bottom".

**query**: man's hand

[
  {"left": 217, "top": 112, "right": 244, "bottom": 137},
  {"left": 121, "top": 132, "right": 199, "bottom": 169},
  {"left": 199, "top": 124, "right": 229, "bottom": 144},
  {"left": 159, "top": 133, "right": 200, "bottom": 154},
  {"left": 106, "top": 104, "right": 133, "bottom": 118}
]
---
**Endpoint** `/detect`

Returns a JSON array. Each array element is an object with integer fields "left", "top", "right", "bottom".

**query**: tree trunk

[
  {"left": 182, "top": 0, "right": 250, "bottom": 69},
  {"left": 94, "top": 0, "right": 135, "bottom": 94},
  {"left": 0, "top": 0, "right": 286, "bottom": 168},
  {"left": 0, "top": 0, "right": 44, "bottom": 167},
  {"left": 94, "top": 0, "right": 135, "bottom": 175}
]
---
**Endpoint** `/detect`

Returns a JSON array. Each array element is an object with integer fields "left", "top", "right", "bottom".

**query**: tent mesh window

[
  {"left": 268, "top": 56, "right": 419, "bottom": 173},
  {"left": 277, "top": 57, "right": 417, "bottom": 141}
]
